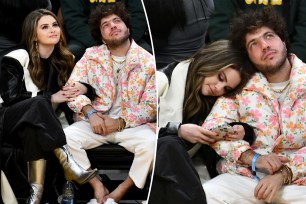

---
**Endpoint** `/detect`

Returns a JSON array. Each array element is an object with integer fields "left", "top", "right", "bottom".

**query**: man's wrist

[
  {"left": 82, "top": 105, "right": 96, "bottom": 119},
  {"left": 117, "top": 117, "right": 126, "bottom": 131},
  {"left": 82, "top": 105, "right": 93, "bottom": 115},
  {"left": 239, "top": 149, "right": 256, "bottom": 165},
  {"left": 275, "top": 165, "right": 292, "bottom": 185},
  {"left": 251, "top": 153, "right": 261, "bottom": 181},
  {"left": 87, "top": 109, "right": 97, "bottom": 119}
]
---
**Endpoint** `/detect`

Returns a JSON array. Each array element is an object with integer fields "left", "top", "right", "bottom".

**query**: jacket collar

[
  {"left": 87, "top": 39, "right": 139, "bottom": 74},
  {"left": 244, "top": 54, "right": 306, "bottom": 103}
]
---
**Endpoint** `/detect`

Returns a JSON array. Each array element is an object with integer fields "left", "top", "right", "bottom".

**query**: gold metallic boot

[
  {"left": 27, "top": 159, "right": 46, "bottom": 204},
  {"left": 54, "top": 146, "right": 97, "bottom": 185}
]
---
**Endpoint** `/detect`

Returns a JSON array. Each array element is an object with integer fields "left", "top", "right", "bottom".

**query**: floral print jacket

[
  {"left": 203, "top": 55, "right": 306, "bottom": 185},
  {"left": 67, "top": 40, "right": 157, "bottom": 128}
]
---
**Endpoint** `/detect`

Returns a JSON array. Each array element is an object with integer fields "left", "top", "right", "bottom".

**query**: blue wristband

[
  {"left": 87, "top": 109, "right": 97, "bottom": 119},
  {"left": 252, "top": 153, "right": 261, "bottom": 181}
]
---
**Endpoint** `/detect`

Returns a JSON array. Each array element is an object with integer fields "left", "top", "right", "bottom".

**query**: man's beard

[
  {"left": 253, "top": 47, "right": 287, "bottom": 75},
  {"left": 104, "top": 30, "right": 130, "bottom": 49}
]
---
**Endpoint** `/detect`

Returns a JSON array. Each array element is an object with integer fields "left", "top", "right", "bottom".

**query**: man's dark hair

[
  {"left": 89, "top": 2, "right": 131, "bottom": 44},
  {"left": 229, "top": 6, "right": 290, "bottom": 56}
]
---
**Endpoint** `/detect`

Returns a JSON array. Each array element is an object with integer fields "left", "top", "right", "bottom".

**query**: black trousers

[
  {"left": 148, "top": 135, "right": 207, "bottom": 204},
  {"left": 2, "top": 96, "right": 66, "bottom": 161}
]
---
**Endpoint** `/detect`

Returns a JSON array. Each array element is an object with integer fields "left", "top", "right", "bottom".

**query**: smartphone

[{"left": 209, "top": 123, "right": 235, "bottom": 139}]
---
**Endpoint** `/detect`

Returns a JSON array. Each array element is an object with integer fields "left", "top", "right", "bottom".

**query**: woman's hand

[
  {"left": 254, "top": 173, "right": 283, "bottom": 203},
  {"left": 51, "top": 90, "right": 74, "bottom": 103},
  {"left": 62, "top": 82, "right": 87, "bottom": 97},
  {"left": 225, "top": 125, "right": 245, "bottom": 140},
  {"left": 178, "top": 124, "right": 217, "bottom": 144}
]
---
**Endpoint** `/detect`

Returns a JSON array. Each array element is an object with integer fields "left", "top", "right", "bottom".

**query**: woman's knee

[
  {"left": 158, "top": 135, "right": 185, "bottom": 154},
  {"left": 30, "top": 96, "right": 51, "bottom": 110}
]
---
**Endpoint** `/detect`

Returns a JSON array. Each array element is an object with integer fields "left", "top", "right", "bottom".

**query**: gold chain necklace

[
  {"left": 112, "top": 57, "right": 126, "bottom": 65},
  {"left": 272, "top": 81, "right": 290, "bottom": 94},
  {"left": 112, "top": 57, "right": 126, "bottom": 85}
]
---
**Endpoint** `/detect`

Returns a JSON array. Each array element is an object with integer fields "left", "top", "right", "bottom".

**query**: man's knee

[
  {"left": 142, "top": 138, "right": 156, "bottom": 159},
  {"left": 63, "top": 125, "right": 81, "bottom": 145}
]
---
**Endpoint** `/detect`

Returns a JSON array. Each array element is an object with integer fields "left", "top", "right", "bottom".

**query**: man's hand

[
  {"left": 97, "top": 114, "right": 119, "bottom": 135},
  {"left": 88, "top": 113, "right": 106, "bottom": 135},
  {"left": 254, "top": 173, "right": 283, "bottom": 203},
  {"left": 83, "top": 105, "right": 107, "bottom": 135},
  {"left": 178, "top": 124, "right": 217, "bottom": 144},
  {"left": 256, "top": 154, "right": 290, "bottom": 174}
]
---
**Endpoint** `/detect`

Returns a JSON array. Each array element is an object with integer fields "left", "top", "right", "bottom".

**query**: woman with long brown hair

[
  {"left": 149, "top": 40, "right": 255, "bottom": 204},
  {"left": 0, "top": 9, "right": 97, "bottom": 204}
]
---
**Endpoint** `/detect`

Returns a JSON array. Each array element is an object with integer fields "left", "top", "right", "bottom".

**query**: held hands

[
  {"left": 89, "top": 112, "right": 106, "bottom": 135},
  {"left": 242, "top": 151, "right": 291, "bottom": 203},
  {"left": 178, "top": 124, "right": 217, "bottom": 144},
  {"left": 89, "top": 113, "right": 121, "bottom": 136},
  {"left": 51, "top": 90, "right": 74, "bottom": 103},
  {"left": 97, "top": 114, "right": 120, "bottom": 135},
  {"left": 256, "top": 153, "right": 290, "bottom": 175},
  {"left": 241, "top": 151, "right": 290, "bottom": 175},
  {"left": 51, "top": 82, "right": 87, "bottom": 103},
  {"left": 62, "top": 82, "right": 88, "bottom": 97}
]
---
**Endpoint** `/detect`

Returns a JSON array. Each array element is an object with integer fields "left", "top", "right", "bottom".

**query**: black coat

[{"left": 0, "top": 48, "right": 63, "bottom": 200}]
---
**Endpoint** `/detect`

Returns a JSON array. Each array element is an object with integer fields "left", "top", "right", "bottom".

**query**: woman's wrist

[{"left": 165, "top": 122, "right": 182, "bottom": 135}]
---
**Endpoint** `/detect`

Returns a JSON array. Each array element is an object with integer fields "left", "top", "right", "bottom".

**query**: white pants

[
  {"left": 203, "top": 173, "right": 306, "bottom": 204},
  {"left": 64, "top": 121, "right": 156, "bottom": 189}
]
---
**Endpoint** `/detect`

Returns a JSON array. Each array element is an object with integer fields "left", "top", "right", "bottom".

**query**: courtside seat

[{"left": 87, "top": 144, "right": 134, "bottom": 170}]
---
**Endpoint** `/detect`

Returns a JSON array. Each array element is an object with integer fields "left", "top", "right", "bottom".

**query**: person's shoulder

[
  {"left": 82, "top": 44, "right": 108, "bottom": 59},
  {"left": 2, "top": 46, "right": 29, "bottom": 66},
  {"left": 175, "top": 60, "right": 191, "bottom": 72},
  {"left": 131, "top": 40, "right": 153, "bottom": 58},
  {"left": 5, "top": 48, "right": 28, "bottom": 58},
  {"left": 1, "top": 45, "right": 26, "bottom": 57},
  {"left": 130, "top": 41, "right": 155, "bottom": 69}
]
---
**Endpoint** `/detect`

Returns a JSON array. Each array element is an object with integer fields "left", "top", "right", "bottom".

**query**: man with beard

[
  {"left": 63, "top": 3, "right": 156, "bottom": 204},
  {"left": 202, "top": 7, "right": 306, "bottom": 203}
]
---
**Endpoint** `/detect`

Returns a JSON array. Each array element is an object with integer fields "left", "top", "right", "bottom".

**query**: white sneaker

[
  {"left": 87, "top": 198, "right": 99, "bottom": 204},
  {"left": 104, "top": 198, "right": 118, "bottom": 204}
]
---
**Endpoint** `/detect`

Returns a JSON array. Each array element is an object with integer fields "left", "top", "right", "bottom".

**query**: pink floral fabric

[
  {"left": 203, "top": 55, "right": 306, "bottom": 185},
  {"left": 67, "top": 40, "right": 157, "bottom": 128}
]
